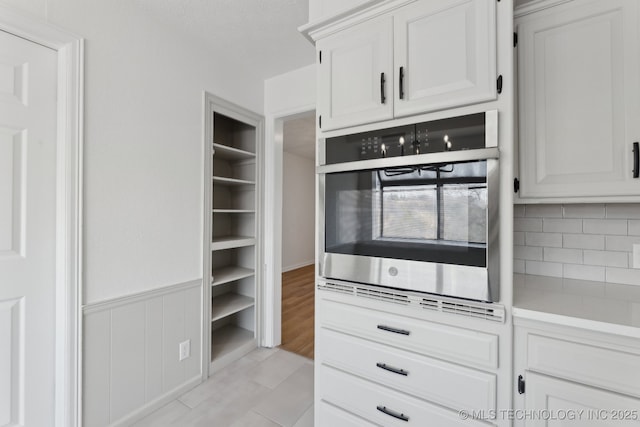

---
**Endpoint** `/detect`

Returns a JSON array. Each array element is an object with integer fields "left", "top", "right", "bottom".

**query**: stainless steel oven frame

[{"left": 316, "top": 112, "right": 500, "bottom": 302}]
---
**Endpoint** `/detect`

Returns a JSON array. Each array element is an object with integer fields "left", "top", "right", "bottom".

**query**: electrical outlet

[
  {"left": 179, "top": 340, "right": 191, "bottom": 361},
  {"left": 633, "top": 244, "right": 640, "bottom": 269}
]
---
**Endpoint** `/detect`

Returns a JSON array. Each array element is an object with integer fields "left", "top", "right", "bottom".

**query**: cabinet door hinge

[
  {"left": 518, "top": 375, "right": 525, "bottom": 394},
  {"left": 514, "top": 178, "right": 520, "bottom": 193},
  {"left": 497, "top": 75, "right": 503, "bottom": 94},
  {"left": 514, "top": 32, "right": 518, "bottom": 47},
  {"left": 319, "top": 115, "right": 322, "bottom": 129},
  {"left": 319, "top": 50, "right": 322, "bottom": 64}
]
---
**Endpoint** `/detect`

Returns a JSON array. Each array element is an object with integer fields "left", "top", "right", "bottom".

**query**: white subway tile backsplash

[
  {"left": 563, "top": 204, "right": 605, "bottom": 219},
  {"left": 514, "top": 232, "right": 525, "bottom": 246},
  {"left": 514, "top": 245, "right": 543, "bottom": 261},
  {"left": 583, "top": 219, "right": 627, "bottom": 235},
  {"left": 606, "top": 267, "right": 640, "bottom": 287},
  {"left": 563, "top": 234, "right": 604, "bottom": 250},
  {"left": 525, "top": 260, "right": 563, "bottom": 278},
  {"left": 525, "top": 204, "right": 563, "bottom": 218},
  {"left": 628, "top": 220, "right": 640, "bottom": 236},
  {"left": 516, "top": 203, "right": 640, "bottom": 286},
  {"left": 606, "top": 204, "right": 640, "bottom": 219},
  {"left": 543, "top": 218, "right": 582, "bottom": 233},
  {"left": 583, "top": 250, "right": 628, "bottom": 268},
  {"left": 514, "top": 205, "right": 525, "bottom": 218},
  {"left": 543, "top": 247, "right": 582, "bottom": 264},
  {"left": 525, "top": 232, "right": 562, "bottom": 248},
  {"left": 564, "top": 264, "right": 605, "bottom": 282},
  {"left": 514, "top": 259, "right": 525, "bottom": 274},
  {"left": 514, "top": 218, "right": 543, "bottom": 232},
  {"left": 605, "top": 235, "right": 640, "bottom": 252}
]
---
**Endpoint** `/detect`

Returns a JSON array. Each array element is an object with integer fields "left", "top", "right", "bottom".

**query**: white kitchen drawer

[
  {"left": 318, "top": 327, "right": 497, "bottom": 412},
  {"left": 319, "top": 299, "right": 499, "bottom": 369},
  {"left": 317, "top": 400, "right": 378, "bottom": 427},
  {"left": 527, "top": 333, "right": 640, "bottom": 398},
  {"left": 318, "top": 365, "right": 494, "bottom": 427}
]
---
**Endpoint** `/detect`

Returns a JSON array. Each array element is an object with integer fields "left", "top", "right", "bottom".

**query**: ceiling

[
  {"left": 283, "top": 113, "right": 316, "bottom": 159},
  {"left": 133, "top": 0, "right": 316, "bottom": 81}
]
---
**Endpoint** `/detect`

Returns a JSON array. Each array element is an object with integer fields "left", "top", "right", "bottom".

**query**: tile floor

[{"left": 133, "top": 348, "right": 314, "bottom": 427}]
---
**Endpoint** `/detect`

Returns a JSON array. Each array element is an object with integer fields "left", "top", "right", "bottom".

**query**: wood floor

[{"left": 281, "top": 264, "right": 315, "bottom": 359}]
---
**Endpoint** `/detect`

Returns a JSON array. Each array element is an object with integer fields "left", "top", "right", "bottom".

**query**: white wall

[
  {"left": 1, "top": 0, "right": 265, "bottom": 304},
  {"left": 263, "top": 64, "right": 316, "bottom": 346},
  {"left": 282, "top": 151, "right": 315, "bottom": 271},
  {"left": 1, "top": 0, "right": 267, "bottom": 424}
]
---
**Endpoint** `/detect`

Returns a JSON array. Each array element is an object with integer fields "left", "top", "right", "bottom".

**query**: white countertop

[{"left": 513, "top": 274, "right": 640, "bottom": 338}]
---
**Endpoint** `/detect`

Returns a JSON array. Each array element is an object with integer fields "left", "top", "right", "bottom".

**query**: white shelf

[
  {"left": 211, "top": 293, "right": 255, "bottom": 322},
  {"left": 213, "top": 143, "right": 256, "bottom": 161},
  {"left": 212, "top": 176, "right": 255, "bottom": 186},
  {"left": 211, "top": 324, "right": 255, "bottom": 360},
  {"left": 212, "top": 266, "right": 255, "bottom": 286},
  {"left": 212, "top": 209, "right": 255, "bottom": 214},
  {"left": 210, "top": 236, "right": 256, "bottom": 251}
]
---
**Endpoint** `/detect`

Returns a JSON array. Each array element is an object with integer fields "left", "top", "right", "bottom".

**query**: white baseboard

[
  {"left": 282, "top": 260, "right": 315, "bottom": 273},
  {"left": 109, "top": 375, "right": 201, "bottom": 427}
]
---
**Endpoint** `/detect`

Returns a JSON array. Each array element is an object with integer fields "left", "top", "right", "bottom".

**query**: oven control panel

[{"left": 325, "top": 112, "right": 487, "bottom": 165}]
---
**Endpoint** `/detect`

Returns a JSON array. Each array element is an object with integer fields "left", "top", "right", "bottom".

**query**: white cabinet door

[
  {"left": 317, "top": 15, "right": 393, "bottom": 131},
  {"left": 525, "top": 371, "right": 640, "bottom": 426},
  {"left": 393, "top": 0, "right": 497, "bottom": 118},
  {"left": 517, "top": 0, "right": 640, "bottom": 199}
]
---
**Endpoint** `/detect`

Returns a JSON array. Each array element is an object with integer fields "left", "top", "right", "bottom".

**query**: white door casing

[
  {"left": 0, "top": 6, "right": 83, "bottom": 427},
  {"left": 0, "top": 30, "right": 57, "bottom": 427}
]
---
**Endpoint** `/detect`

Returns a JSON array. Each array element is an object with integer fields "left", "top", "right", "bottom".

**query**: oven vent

[
  {"left": 356, "top": 287, "right": 410, "bottom": 305},
  {"left": 317, "top": 281, "right": 355, "bottom": 295},
  {"left": 441, "top": 301, "right": 505, "bottom": 322},
  {"left": 419, "top": 298, "right": 440, "bottom": 311},
  {"left": 318, "top": 281, "right": 505, "bottom": 323}
]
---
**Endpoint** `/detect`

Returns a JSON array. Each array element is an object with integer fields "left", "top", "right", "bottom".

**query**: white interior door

[{"left": 0, "top": 30, "right": 58, "bottom": 427}]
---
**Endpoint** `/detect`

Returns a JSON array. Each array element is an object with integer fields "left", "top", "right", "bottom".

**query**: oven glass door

[{"left": 324, "top": 160, "right": 488, "bottom": 267}]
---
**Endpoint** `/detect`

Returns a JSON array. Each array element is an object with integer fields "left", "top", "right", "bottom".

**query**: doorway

[
  {"left": 0, "top": 9, "right": 83, "bottom": 427},
  {"left": 280, "top": 111, "right": 316, "bottom": 359}
]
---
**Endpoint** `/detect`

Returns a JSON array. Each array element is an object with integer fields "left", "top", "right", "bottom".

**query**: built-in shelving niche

[{"left": 205, "top": 100, "right": 262, "bottom": 375}]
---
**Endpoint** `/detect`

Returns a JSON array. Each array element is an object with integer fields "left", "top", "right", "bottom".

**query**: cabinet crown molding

[
  {"left": 514, "top": 0, "right": 574, "bottom": 18},
  {"left": 299, "top": 0, "right": 416, "bottom": 42}
]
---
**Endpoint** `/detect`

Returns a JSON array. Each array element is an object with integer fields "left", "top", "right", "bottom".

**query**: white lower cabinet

[
  {"left": 525, "top": 372, "right": 640, "bottom": 427},
  {"left": 316, "top": 287, "right": 503, "bottom": 426},
  {"left": 514, "top": 318, "right": 640, "bottom": 427},
  {"left": 318, "top": 365, "right": 492, "bottom": 426}
]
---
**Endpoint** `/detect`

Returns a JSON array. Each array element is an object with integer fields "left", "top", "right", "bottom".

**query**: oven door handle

[{"left": 317, "top": 147, "right": 500, "bottom": 174}]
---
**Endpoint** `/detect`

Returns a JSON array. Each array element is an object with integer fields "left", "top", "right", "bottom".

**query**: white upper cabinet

[
  {"left": 316, "top": 0, "right": 497, "bottom": 131},
  {"left": 393, "top": 0, "right": 497, "bottom": 118},
  {"left": 317, "top": 15, "right": 394, "bottom": 131},
  {"left": 517, "top": 0, "right": 640, "bottom": 199}
]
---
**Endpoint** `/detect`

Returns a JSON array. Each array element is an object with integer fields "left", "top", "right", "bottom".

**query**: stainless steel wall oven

[{"left": 318, "top": 111, "right": 500, "bottom": 302}]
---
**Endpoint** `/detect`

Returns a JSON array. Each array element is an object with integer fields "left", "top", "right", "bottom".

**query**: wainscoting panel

[{"left": 83, "top": 280, "right": 202, "bottom": 427}]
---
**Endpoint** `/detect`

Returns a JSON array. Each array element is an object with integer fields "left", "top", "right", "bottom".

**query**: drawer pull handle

[
  {"left": 377, "top": 325, "right": 410, "bottom": 335},
  {"left": 377, "top": 405, "right": 409, "bottom": 422},
  {"left": 377, "top": 362, "right": 408, "bottom": 376}
]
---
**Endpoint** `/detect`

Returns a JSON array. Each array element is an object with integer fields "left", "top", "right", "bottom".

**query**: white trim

[
  {"left": 110, "top": 375, "right": 201, "bottom": 427},
  {"left": 82, "top": 279, "right": 202, "bottom": 314},
  {"left": 0, "top": 6, "right": 84, "bottom": 427},
  {"left": 263, "top": 104, "right": 316, "bottom": 348},
  {"left": 282, "top": 261, "right": 315, "bottom": 273}
]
